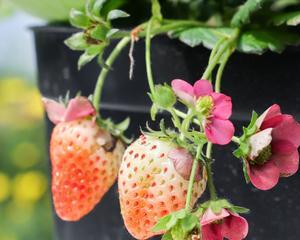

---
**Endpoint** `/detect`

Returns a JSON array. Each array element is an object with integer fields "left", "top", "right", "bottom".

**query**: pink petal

[
  {"left": 171, "top": 79, "right": 195, "bottom": 105},
  {"left": 201, "top": 208, "right": 230, "bottom": 226},
  {"left": 271, "top": 140, "right": 299, "bottom": 176},
  {"left": 202, "top": 224, "right": 223, "bottom": 240},
  {"left": 168, "top": 148, "right": 201, "bottom": 181},
  {"left": 193, "top": 79, "right": 213, "bottom": 98},
  {"left": 211, "top": 93, "right": 232, "bottom": 120},
  {"left": 42, "top": 97, "right": 66, "bottom": 124},
  {"left": 256, "top": 104, "right": 281, "bottom": 129},
  {"left": 260, "top": 115, "right": 288, "bottom": 130},
  {"left": 221, "top": 213, "right": 249, "bottom": 240},
  {"left": 205, "top": 118, "right": 235, "bottom": 145},
  {"left": 248, "top": 160, "right": 280, "bottom": 190},
  {"left": 64, "top": 96, "right": 96, "bottom": 122},
  {"left": 271, "top": 115, "right": 300, "bottom": 147}
]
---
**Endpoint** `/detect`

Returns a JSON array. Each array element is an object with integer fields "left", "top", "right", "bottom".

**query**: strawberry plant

[{"left": 40, "top": 0, "right": 300, "bottom": 239}]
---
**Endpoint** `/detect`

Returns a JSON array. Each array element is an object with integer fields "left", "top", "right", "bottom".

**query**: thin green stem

[
  {"left": 201, "top": 38, "right": 231, "bottom": 80},
  {"left": 169, "top": 108, "right": 182, "bottom": 131},
  {"left": 215, "top": 49, "right": 232, "bottom": 93},
  {"left": 185, "top": 144, "right": 203, "bottom": 211},
  {"left": 145, "top": 19, "right": 156, "bottom": 95},
  {"left": 93, "top": 37, "right": 131, "bottom": 113},
  {"left": 205, "top": 143, "right": 217, "bottom": 200}
]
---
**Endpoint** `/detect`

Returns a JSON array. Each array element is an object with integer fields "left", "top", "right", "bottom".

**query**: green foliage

[
  {"left": 65, "top": 0, "right": 130, "bottom": 70},
  {"left": 199, "top": 199, "right": 250, "bottom": 215},
  {"left": 233, "top": 111, "right": 259, "bottom": 183},
  {"left": 272, "top": 11, "right": 300, "bottom": 26},
  {"left": 152, "top": 209, "right": 199, "bottom": 240},
  {"left": 231, "top": 0, "right": 267, "bottom": 27},
  {"left": 97, "top": 117, "right": 132, "bottom": 144},
  {"left": 178, "top": 27, "right": 234, "bottom": 48},
  {"left": 238, "top": 29, "right": 300, "bottom": 54}
]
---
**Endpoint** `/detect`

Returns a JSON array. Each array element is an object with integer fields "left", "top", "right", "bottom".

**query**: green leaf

[
  {"left": 151, "top": 0, "right": 163, "bottom": 21},
  {"left": 272, "top": 11, "right": 300, "bottom": 26},
  {"left": 238, "top": 29, "right": 300, "bottom": 54},
  {"left": 78, "top": 51, "right": 97, "bottom": 70},
  {"left": 70, "top": 8, "right": 90, "bottom": 29},
  {"left": 154, "top": 84, "right": 176, "bottom": 109},
  {"left": 65, "top": 32, "right": 88, "bottom": 51},
  {"left": 86, "top": 44, "right": 104, "bottom": 55},
  {"left": 162, "top": 231, "right": 173, "bottom": 240},
  {"left": 90, "top": 25, "right": 108, "bottom": 41},
  {"left": 106, "top": 28, "right": 120, "bottom": 38},
  {"left": 107, "top": 9, "right": 129, "bottom": 20},
  {"left": 231, "top": 0, "right": 267, "bottom": 27},
  {"left": 178, "top": 27, "right": 234, "bottom": 48}
]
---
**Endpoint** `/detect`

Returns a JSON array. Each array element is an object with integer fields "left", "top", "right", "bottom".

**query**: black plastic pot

[{"left": 32, "top": 25, "right": 300, "bottom": 240}]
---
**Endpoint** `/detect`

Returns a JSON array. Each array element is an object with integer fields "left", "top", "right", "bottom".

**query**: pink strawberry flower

[
  {"left": 42, "top": 96, "right": 96, "bottom": 124},
  {"left": 201, "top": 207, "right": 248, "bottom": 240},
  {"left": 171, "top": 79, "right": 234, "bottom": 145},
  {"left": 246, "top": 104, "right": 300, "bottom": 190}
]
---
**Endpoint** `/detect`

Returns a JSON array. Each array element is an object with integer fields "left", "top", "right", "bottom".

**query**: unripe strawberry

[
  {"left": 118, "top": 135, "right": 207, "bottom": 239},
  {"left": 43, "top": 96, "right": 124, "bottom": 221}
]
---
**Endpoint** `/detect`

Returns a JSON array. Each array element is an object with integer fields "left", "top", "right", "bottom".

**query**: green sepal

[
  {"left": 242, "top": 158, "right": 250, "bottom": 183},
  {"left": 92, "top": 0, "right": 107, "bottom": 18},
  {"left": 151, "top": 0, "right": 163, "bottom": 22},
  {"left": 97, "top": 117, "right": 132, "bottom": 144},
  {"left": 78, "top": 50, "right": 98, "bottom": 70},
  {"left": 153, "top": 84, "right": 176, "bottom": 109},
  {"left": 107, "top": 9, "right": 129, "bottom": 20},
  {"left": 64, "top": 32, "right": 88, "bottom": 51},
  {"left": 90, "top": 25, "right": 109, "bottom": 41},
  {"left": 229, "top": 205, "right": 250, "bottom": 214},
  {"left": 150, "top": 103, "right": 158, "bottom": 121},
  {"left": 162, "top": 231, "right": 173, "bottom": 240},
  {"left": 272, "top": 11, "right": 300, "bottom": 26},
  {"left": 106, "top": 28, "right": 120, "bottom": 38},
  {"left": 70, "top": 8, "right": 90, "bottom": 29}
]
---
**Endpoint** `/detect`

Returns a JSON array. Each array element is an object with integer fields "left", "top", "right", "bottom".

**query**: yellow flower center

[{"left": 196, "top": 96, "right": 214, "bottom": 117}]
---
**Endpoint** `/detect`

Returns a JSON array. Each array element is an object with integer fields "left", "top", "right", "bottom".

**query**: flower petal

[
  {"left": 168, "top": 148, "right": 201, "bottom": 181},
  {"left": 202, "top": 224, "right": 223, "bottom": 240},
  {"left": 42, "top": 97, "right": 66, "bottom": 124},
  {"left": 248, "top": 160, "right": 280, "bottom": 190},
  {"left": 271, "top": 115, "right": 300, "bottom": 148},
  {"left": 211, "top": 93, "right": 232, "bottom": 120},
  {"left": 260, "top": 114, "right": 289, "bottom": 130},
  {"left": 201, "top": 208, "right": 230, "bottom": 226},
  {"left": 221, "top": 213, "right": 249, "bottom": 240},
  {"left": 193, "top": 79, "right": 213, "bottom": 98},
  {"left": 271, "top": 140, "right": 299, "bottom": 176},
  {"left": 205, "top": 118, "right": 234, "bottom": 145},
  {"left": 248, "top": 128, "right": 273, "bottom": 160},
  {"left": 256, "top": 104, "right": 281, "bottom": 129},
  {"left": 171, "top": 79, "right": 195, "bottom": 105},
  {"left": 64, "top": 96, "right": 96, "bottom": 122}
]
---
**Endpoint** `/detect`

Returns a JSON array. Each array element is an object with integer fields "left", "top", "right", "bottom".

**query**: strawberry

[
  {"left": 43, "top": 96, "right": 125, "bottom": 221},
  {"left": 118, "top": 135, "right": 207, "bottom": 239}
]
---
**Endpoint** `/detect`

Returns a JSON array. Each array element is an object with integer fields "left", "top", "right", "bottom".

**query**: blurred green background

[{"left": 0, "top": 2, "right": 54, "bottom": 240}]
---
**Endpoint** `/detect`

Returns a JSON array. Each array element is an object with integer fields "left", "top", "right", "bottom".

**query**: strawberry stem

[
  {"left": 205, "top": 142, "right": 218, "bottom": 201},
  {"left": 185, "top": 144, "right": 203, "bottom": 211},
  {"left": 145, "top": 19, "right": 156, "bottom": 96},
  {"left": 93, "top": 36, "right": 131, "bottom": 114}
]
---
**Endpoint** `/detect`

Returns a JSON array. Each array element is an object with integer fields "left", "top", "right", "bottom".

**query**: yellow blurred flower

[
  {"left": 0, "top": 78, "right": 44, "bottom": 128},
  {"left": 12, "top": 171, "right": 47, "bottom": 204},
  {"left": 0, "top": 172, "right": 10, "bottom": 202},
  {"left": 11, "top": 142, "right": 40, "bottom": 169}
]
